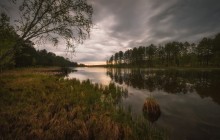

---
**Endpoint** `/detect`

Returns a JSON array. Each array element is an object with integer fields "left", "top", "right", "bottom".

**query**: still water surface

[{"left": 66, "top": 67, "right": 220, "bottom": 140}]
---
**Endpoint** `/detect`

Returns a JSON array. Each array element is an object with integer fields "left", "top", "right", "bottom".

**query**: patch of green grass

[{"left": 0, "top": 68, "right": 168, "bottom": 139}]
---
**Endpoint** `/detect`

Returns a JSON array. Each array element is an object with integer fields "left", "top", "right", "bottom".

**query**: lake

[{"left": 66, "top": 67, "right": 220, "bottom": 140}]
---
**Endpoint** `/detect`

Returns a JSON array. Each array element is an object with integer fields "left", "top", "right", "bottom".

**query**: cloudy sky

[{"left": 1, "top": 0, "right": 220, "bottom": 65}]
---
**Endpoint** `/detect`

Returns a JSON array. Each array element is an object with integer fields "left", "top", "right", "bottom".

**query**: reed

[
  {"left": 0, "top": 68, "right": 167, "bottom": 139},
  {"left": 143, "top": 97, "right": 161, "bottom": 123}
]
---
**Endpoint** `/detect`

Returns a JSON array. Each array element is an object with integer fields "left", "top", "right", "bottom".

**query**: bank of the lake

[{"left": 0, "top": 68, "right": 167, "bottom": 139}]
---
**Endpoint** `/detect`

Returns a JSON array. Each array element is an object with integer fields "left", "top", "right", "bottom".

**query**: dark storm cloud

[
  {"left": 1, "top": 0, "right": 220, "bottom": 64},
  {"left": 148, "top": 0, "right": 220, "bottom": 42},
  {"left": 91, "top": 0, "right": 220, "bottom": 44},
  {"left": 90, "top": 0, "right": 151, "bottom": 40}
]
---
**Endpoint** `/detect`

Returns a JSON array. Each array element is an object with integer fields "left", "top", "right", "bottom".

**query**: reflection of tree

[
  {"left": 106, "top": 68, "right": 220, "bottom": 105},
  {"left": 194, "top": 71, "right": 220, "bottom": 105}
]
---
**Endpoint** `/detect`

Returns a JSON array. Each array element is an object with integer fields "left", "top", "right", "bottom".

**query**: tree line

[
  {"left": 0, "top": 13, "right": 77, "bottom": 70},
  {"left": 1, "top": 0, "right": 93, "bottom": 70},
  {"left": 107, "top": 34, "right": 220, "bottom": 67},
  {"left": 15, "top": 45, "right": 78, "bottom": 68}
]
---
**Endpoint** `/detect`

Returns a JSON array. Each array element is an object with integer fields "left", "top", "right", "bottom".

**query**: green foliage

[
  {"left": 197, "top": 38, "right": 213, "bottom": 65},
  {"left": 0, "top": 13, "right": 77, "bottom": 69},
  {"left": 1, "top": 0, "right": 93, "bottom": 69},
  {"left": 15, "top": 44, "right": 78, "bottom": 67},
  {"left": 107, "top": 33, "right": 220, "bottom": 68},
  {"left": 1, "top": 37, "right": 78, "bottom": 69},
  {"left": 0, "top": 68, "right": 167, "bottom": 139},
  {"left": 0, "top": 13, "right": 18, "bottom": 69}
]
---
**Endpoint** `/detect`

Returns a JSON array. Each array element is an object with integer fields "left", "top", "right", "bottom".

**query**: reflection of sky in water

[
  {"left": 66, "top": 67, "right": 220, "bottom": 140},
  {"left": 156, "top": 92, "right": 220, "bottom": 140},
  {"left": 66, "top": 67, "right": 111, "bottom": 85}
]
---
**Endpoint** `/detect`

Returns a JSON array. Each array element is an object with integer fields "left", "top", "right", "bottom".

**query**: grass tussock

[
  {"left": 143, "top": 97, "right": 161, "bottom": 123},
  {"left": 0, "top": 68, "right": 167, "bottom": 140}
]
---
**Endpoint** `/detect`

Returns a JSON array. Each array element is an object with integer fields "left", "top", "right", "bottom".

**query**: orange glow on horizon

[{"left": 80, "top": 61, "right": 106, "bottom": 66}]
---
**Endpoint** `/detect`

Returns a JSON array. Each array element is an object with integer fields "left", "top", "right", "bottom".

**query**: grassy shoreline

[{"left": 0, "top": 68, "right": 167, "bottom": 139}]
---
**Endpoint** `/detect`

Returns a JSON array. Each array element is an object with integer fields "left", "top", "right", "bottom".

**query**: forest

[
  {"left": 107, "top": 34, "right": 220, "bottom": 67},
  {"left": 15, "top": 46, "right": 78, "bottom": 68},
  {"left": 0, "top": 13, "right": 77, "bottom": 70}
]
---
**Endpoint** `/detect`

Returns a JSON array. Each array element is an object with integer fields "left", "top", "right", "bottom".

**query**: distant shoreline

[{"left": 83, "top": 65, "right": 220, "bottom": 70}]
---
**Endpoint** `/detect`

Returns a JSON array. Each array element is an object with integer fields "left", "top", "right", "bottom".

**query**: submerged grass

[{"left": 0, "top": 68, "right": 168, "bottom": 140}]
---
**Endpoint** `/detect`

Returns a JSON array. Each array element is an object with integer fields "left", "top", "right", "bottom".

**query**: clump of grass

[
  {"left": 143, "top": 97, "right": 161, "bottom": 123},
  {"left": 0, "top": 68, "right": 167, "bottom": 139}
]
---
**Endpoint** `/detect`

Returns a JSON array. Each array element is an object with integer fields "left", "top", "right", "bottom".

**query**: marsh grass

[
  {"left": 143, "top": 97, "right": 161, "bottom": 123},
  {"left": 0, "top": 68, "right": 167, "bottom": 140}
]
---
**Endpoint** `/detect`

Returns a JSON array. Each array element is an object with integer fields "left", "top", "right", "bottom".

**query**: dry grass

[
  {"left": 0, "top": 68, "right": 167, "bottom": 140},
  {"left": 143, "top": 97, "right": 161, "bottom": 123}
]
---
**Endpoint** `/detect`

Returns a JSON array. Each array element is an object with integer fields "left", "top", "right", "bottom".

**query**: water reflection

[
  {"left": 67, "top": 67, "right": 220, "bottom": 140},
  {"left": 66, "top": 67, "right": 112, "bottom": 85},
  {"left": 107, "top": 68, "right": 220, "bottom": 105}
]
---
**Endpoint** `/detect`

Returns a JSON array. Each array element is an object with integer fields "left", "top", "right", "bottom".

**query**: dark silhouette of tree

[
  {"left": 197, "top": 38, "right": 213, "bottom": 66},
  {"left": 109, "top": 55, "right": 114, "bottom": 65},
  {"left": 212, "top": 34, "right": 220, "bottom": 66},
  {"left": 156, "top": 45, "right": 165, "bottom": 66},
  {"left": 124, "top": 49, "right": 132, "bottom": 64},
  {"left": 15, "top": 44, "right": 78, "bottom": 67},
  {"left": 164, "top": 42, "right": 173, "bottom": 66},
  {"left": 118, "top": 51, "right": 123, "bottom": 65},
  {"left": 114, "top": 52, "right": 119, "bottom": 65},
  {"left": 137, "top": 46, "right": 144, "bottom": 66},
  {"left": 146, "top": 44, "right": 156, "bottom": 66},
  {"left": 0, "top": 0, "right": 93, "bottom": 65},
  {"left": 0, "top": 13, "right": 77, "bottom": 69},
  {"left": 0, "top": 13, "right": 19, "bottom": 69},
  {"left": 107, "top": 33, "right": 220, "bottom": 68},
  {"left": 131, "top": 47, "right": 138, "bottom": 65}
]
